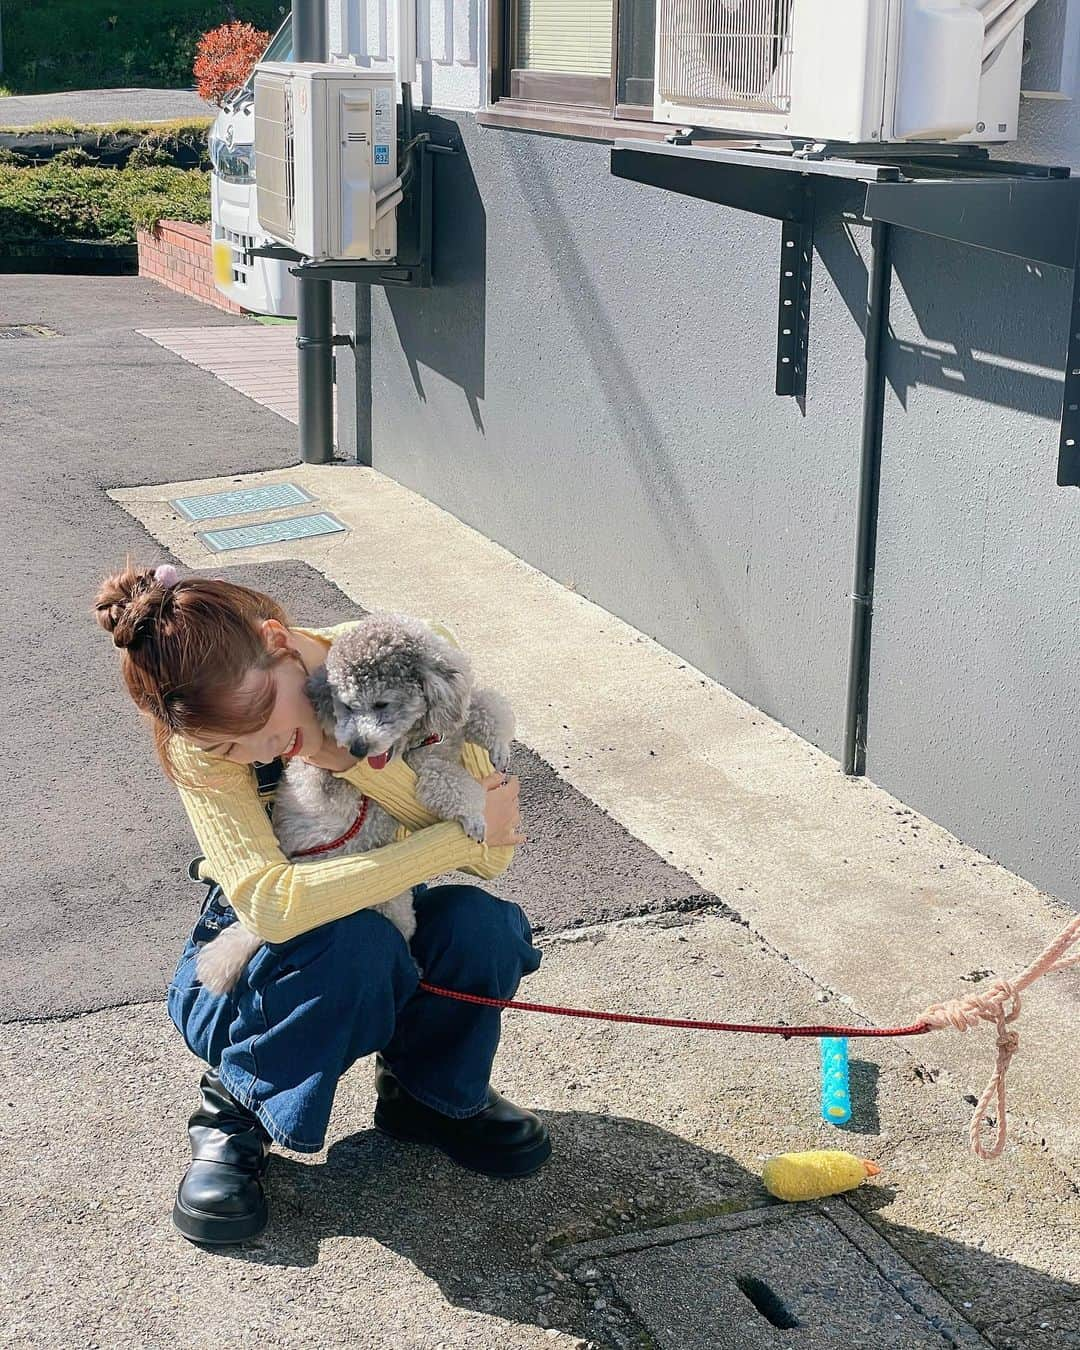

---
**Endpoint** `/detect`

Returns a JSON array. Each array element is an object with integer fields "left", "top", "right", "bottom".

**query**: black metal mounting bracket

[
  {"left": 295, "top": 333, "right": 353, "bottom": 349},
  {"left": 245, "top": 134, "right": 448, "bottom": 291},
  {"left": 1063, "top": 219, "right": 1080, "bottom": 487},
  {"left": 775, "top": 191, "right": 814, "bottom": 405},
  {"left": 611, "top": 138, "right": 1080, "bottom": 485}
]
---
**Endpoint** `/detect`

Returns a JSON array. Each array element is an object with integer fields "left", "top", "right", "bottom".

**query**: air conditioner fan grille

[{"left": 658, "top": 0, "right": 794, "bottom": 115}]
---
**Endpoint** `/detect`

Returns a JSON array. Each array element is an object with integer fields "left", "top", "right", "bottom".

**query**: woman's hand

[
  {"left": 300, "top": 728, "right": 357, "bottom": 773},
  {"left": 482, "top": 771, "right": 526, "bottom": 847}
]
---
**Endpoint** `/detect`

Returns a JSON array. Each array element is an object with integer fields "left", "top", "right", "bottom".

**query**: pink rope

[{"left": 921, "top": 912, "right": 1080, "bottom": 1158}]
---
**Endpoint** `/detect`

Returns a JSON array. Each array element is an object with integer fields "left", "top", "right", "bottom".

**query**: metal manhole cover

[
  {"left": 0, "top": 324, "right": 59, "bottom": 338},
  {"left": 171, "top": 482, "right": 315, "bottom": 523},
  {"left": 562, "top": 1199, "right": 989, "bottom": 1349},
  {"left": 196, "top": 512, "right": 347, "bottom": 553}
]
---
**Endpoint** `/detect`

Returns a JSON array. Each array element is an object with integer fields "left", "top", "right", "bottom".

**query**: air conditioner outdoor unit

[
  {"left": 253, "top": 62, "right": 402, "bottom": 263},
  {"left": 654, "top": 0, "right": 1037, "bottom": 144}
]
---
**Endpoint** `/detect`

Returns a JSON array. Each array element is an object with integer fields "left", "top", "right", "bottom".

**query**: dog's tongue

[{"left": 367, "top": 751, "right": 390, "bottom": 770}]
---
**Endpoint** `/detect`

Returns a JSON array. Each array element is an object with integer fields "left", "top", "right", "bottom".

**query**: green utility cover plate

[
  {"left": 197, "top": 512, "right": 347, "bottom": 553},
  {"left": 171, "top": 482, "right": 315, "bottom": 522}
]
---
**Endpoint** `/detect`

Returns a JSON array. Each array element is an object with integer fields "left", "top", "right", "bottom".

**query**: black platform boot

[
  {"left": 373, "top": 1057, "right": 551, "bottom": 1179},
  {"left": 172, "top": 1067, "right": 271, "bottom": 1244}
]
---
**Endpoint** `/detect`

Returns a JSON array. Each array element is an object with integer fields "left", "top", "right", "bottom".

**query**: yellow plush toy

[{"left": 762, "top": 1150, "right": 882, "bottom": 1202}]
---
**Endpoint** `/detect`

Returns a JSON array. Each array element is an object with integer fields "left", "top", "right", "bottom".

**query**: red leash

[
  {"left": 417, "top": 981, "right": 932, "bottom": 1040},
  {"left": 417, "top": 914, "right": 1080, "bottom": 1159}
]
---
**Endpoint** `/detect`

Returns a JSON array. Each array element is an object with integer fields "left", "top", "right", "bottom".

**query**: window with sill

[{"left": 495, "top": 0, "right": 656, "bottom": 122}]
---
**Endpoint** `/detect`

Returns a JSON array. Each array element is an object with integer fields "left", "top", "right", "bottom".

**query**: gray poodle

[{"left": 195, "top": 613, "right": 515, "bottom": 995}]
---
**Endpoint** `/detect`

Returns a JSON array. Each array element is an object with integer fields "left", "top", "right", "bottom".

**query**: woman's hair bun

[{"left": 94, "top": 562, "right": 174, "bottom": 648}]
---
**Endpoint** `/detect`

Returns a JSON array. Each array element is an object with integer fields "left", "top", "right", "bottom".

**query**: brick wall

[{"left": 137, "top": 221, "right": 246, "bottom": 314}]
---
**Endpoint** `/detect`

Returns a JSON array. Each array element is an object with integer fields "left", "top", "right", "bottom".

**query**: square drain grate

[
  {"left": 0, "top": 324, "right": 59, "bottom": 339},
  {"left": 171, "top": 482, "right": 315, "bottom": 523},
  {"left": 197, "top": 512, "right": 347, "bottom": 553},
  {"left": 562, "top": 1200, "right": 990, "bottom": 1349}
]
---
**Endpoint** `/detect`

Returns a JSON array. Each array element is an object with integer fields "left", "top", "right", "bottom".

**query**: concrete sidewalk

[
  {"left": 1, "top": 276, "right": 1077, "bottom": 1347},
  {"left": 26, "top": 457, "right": 1078, "bottom": 1347},
  {"left": 2, "top": 911, "right": 1075, "bottom": 1347},
  {"left": 114, "top": 459, "right": 1080, "bottom": 1167}
]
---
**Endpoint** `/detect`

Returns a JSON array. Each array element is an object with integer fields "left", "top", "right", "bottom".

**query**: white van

[{"left": 208, "top": 16, "right": 297, "bottom": 317}]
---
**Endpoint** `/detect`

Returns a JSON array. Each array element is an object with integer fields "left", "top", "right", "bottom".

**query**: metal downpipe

[
  {"left": 293, "top": 0, "right": 333, "bottom": 465},
  {"left": 296, "top": 279, "right": 334, "bottom": 464},
  {"left": 843, "top": 220, "right": 893, "bottom": 776}
]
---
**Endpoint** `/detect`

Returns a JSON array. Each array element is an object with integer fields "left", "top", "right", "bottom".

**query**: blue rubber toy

[{"left": 820, "top": 1036, "right": 852, "bottom": 1125}]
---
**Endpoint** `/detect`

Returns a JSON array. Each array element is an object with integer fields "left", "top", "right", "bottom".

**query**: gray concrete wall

[
  {"left": 355, "top": 109, "right": 1080, "bottom": 909},
  {"left": 873, "top": 232, "right": 1077, "bottom": 904}
]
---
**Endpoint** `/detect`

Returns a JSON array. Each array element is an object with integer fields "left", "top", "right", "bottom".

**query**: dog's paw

[
  {"left": 460, "top": 813, "right": 487, "bottom": 844},
  {"left": 489, "top": 741, "right": 512, "bottom": 774},
  {"left": 195, "top": 946, "right": 240, "bottom": 996}
]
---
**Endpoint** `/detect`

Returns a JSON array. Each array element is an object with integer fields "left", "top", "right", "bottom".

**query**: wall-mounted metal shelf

[
  {"left": 610, "top": 137, "right": 1079, "bottom": 780},
  {"left": 611, "top": 139, "right": 1079, "bottom": 486}
]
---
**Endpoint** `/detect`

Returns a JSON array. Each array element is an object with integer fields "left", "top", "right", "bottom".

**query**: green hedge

[
  {"left": 0, "top": 119, "right": 215, "bottom": 171},
  {"left": 0, "top": 163, "right": 211, "bottom": 243},
  {"left": 1, "top": 1, "right": 286, "bottom": 93}
]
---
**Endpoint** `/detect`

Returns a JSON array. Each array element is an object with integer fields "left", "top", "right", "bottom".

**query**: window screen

[{"left": 516, "top": 0, "right": 615, "bottom": 76}]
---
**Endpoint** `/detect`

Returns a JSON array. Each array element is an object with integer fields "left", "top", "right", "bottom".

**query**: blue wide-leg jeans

[{"left": 166, "top": 881, "right": 543, "bottom": 1153}]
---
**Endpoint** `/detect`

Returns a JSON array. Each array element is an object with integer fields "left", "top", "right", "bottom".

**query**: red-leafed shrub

[{"left": 193, "top": 21, "right": 269, "bottom": 107}]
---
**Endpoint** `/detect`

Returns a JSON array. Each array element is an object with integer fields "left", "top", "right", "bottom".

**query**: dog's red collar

[
  {"left": 367, "top": 732, "right": 443, "bottom": 771},
  {"left": 292, "top": 795, "right": 372, "bottom": 858},
  {"left": 290, "top": 736, "right": 443, "bottom": 856}
]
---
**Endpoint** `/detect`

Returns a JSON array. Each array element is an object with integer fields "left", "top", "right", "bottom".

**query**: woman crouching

[{"left": 95, "top": 563, "right": 546, "bottom": 1245}]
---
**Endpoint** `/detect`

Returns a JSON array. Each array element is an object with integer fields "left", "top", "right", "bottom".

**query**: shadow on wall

[
  {"left": 500, "top": 134, "right": 768, "bottom": 702},
  {"left": 381, "top": 154, "right": 1069, "bottom": 455},
  {"left": 384, "top": 112, "right": 487, "bottom": 432},
  {"left": 812, "top": 181, "right": 1068, "bottom": 423}
]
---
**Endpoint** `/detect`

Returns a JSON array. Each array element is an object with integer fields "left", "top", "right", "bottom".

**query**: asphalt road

[
  {"left": 0, "top": 274, "right": 715, "bottom": 1023},
  {"left": 0, "top": 87, "right": 215, "bottom": 126}
]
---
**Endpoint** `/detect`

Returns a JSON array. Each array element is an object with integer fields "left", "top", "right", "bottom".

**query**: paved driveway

[
  {"left": 0, "top": 87, "right": 215, "bottom": 126},
  {"left": 0, "top": 273, "right": 715, "bottom": 1022}
]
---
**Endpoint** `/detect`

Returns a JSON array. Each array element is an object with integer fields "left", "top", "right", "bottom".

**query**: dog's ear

[
  {"left": 421, "top": 644, "right": 472, "bottom": 737},
  {"left": 304, "top": 665, "right": 335, "bottom": 731}
]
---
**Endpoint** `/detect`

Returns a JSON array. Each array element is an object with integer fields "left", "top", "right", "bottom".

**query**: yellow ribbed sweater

[{"left": 168, "top": 619, "right": 514, "bottom": 943}]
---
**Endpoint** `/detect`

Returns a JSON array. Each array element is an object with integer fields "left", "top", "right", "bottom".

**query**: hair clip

[{"left": 154, "top": 563, "right": 179, "bottom": 588}]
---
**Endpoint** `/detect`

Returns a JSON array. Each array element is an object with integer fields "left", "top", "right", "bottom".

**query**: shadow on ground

[{"left": 205, "top": 1111, "right": 1079, "bottom": 1349}]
